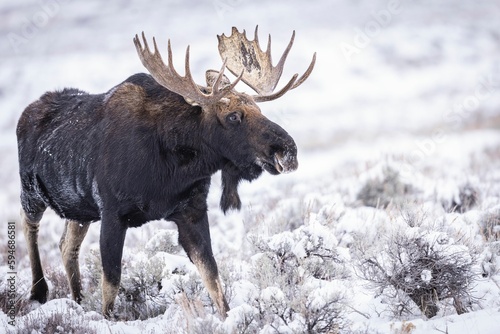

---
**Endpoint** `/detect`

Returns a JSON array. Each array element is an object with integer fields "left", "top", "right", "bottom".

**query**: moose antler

[
  {"left": 217, "top": 26, "right": 316, "bottom": 102},
  {"left": 133, "top": 32, "right": 243, "bottom": 106}
]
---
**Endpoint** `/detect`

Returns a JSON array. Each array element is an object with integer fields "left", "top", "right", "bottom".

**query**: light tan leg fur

[
  {"left": 59, "top": 220, "right": 90, "bottom": 303},
  {"left": 22, "top": 210, "right": 48, "bottom": 303}
]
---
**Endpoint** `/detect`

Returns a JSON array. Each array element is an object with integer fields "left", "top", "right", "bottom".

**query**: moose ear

[{"left": 205, "top": 70, "right": 232, "bottom": 90}]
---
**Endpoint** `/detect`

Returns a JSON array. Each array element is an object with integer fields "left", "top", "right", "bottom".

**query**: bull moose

[{"left": 17, "top": 26, "right": 315, "bottom": 318}]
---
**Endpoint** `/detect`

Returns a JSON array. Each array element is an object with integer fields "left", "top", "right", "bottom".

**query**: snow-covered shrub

[
  {"left": 479, "top": 208, "right": 500, "bottom": 242},
  {"left": 293, "top": 282, "right": 348, "bottom": 333},
  {"left": 0, "top": 271, "right": 31, "bottom": 318},
  {"left": 251, "top": 221, "right": 348, "bottom": 285},
  {"left": 16, "top": 299, "right": 99, "bottom": 334},
  {"left": 144, "top": 229, "right": 180, "bottom": 256},
  {"left": 440, "top": 182, "right": 479, "bottom": 213},
  {"left": 480, "top": 242, "right": 500, "bottom": 279},
  {"left": 45, "top": 266, "right": 71, "bottom": 301},
  {"left": 223, "top": 303, "right": 260, "bottom": 333},
  {"left": 390, "top": 321, "right": 416, "bottom": 334},
  {"left": 81, "top": 229, "right": 192, "bottom": 320},
  {"left": 116, "top": 251, "right": 168, "bottom": 319},
  {"left": 163, "top": 270, "right": 212, "bottom": 316},
  {"left": 245, "top": 218, "right": 350, "bottom": 333},
  {"left": 356, "top": 165, "right": 413, "bottom": 209},
  {"left": 81, "top": 248, "right": 104, "bottom": 315},
  {"left": 244, "top": 197, "right": 308, "bottom": 237},
  {"left": 355, "top": 213, "right": 476, "bottom": 318}
]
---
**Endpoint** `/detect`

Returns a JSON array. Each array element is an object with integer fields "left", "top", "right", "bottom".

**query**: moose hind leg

[
  {"left": 22, "top": 209, "right": 48, "bottom": 303},
  {"left": 59, "top": 220, "right": 90, "bottom": 303},
  {"left": 176, "top": 212, "right": 230, "bottom": 317}
]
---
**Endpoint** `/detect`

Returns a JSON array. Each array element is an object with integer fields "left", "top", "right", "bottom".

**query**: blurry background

[{"left": 1, "top": 0, "right": 500, "bottom": 244}]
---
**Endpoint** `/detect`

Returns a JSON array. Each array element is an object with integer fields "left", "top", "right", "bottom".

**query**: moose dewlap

[{"left": 17, "top": 26, "right": 315, "bottom": 318}]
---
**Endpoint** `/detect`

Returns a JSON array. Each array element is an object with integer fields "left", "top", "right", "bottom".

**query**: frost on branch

[
  {"left": 247, "top": 217, "right": 349, "bottom": 333},
  {"left": 355, "top": 214, "right": 477, "bottom": 318}
]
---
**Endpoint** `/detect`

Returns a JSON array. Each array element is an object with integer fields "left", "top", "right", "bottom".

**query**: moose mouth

[{"left": 257, "top": 152, "right": 297, "bottom": 175}]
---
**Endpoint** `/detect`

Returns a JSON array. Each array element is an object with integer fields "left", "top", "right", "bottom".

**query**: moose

[{"left": 17, "top": 26, "right": 315, "bottom": 318}]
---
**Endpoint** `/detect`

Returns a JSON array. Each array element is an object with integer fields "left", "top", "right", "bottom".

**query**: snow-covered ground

[{"left": 1, "top": 0, "right": 500, "bottom": 333}]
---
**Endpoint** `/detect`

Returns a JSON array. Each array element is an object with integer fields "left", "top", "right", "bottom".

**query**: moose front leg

[
  {"left": 99, "top": 214, "right": 127, "bottom": 318},
  {"left": 59, "top": 220, "right": 90, "bottom": 303},
  {"left": 176, "top": 213, "right": 229, "bottom": 316}
]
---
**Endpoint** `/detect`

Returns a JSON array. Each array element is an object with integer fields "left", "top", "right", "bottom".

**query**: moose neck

[{"left": 148, "top": 102, "right": 225, "bottom": 177}]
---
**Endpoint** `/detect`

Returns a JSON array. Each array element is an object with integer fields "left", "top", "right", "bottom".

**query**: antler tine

[
  {"left": 182, "top": 44, "right": 202, "bottom": 92},
  {"left": 253, "top": 25, "right": 270, "bottom": 57},
  {"left": 253, "top": 74, "right": 298, "bottom": 103},
  {"left": 254, "top": 51, "right": 317, "bottom": 103},
  {"left": 141, "top": 31, "right": 150, "bottom": 53},
  {"left": 274, "top": 30, "right": 295, "bottom": 81},
  {"left": 265, "top": 31, "right": 272, "bottom": 59},
  {"left": 212, "top": 58, "right": 228, "bottom": 93},
  {"left": 291, "top": 52, "right": 316, "bottom": 89},
  {"left": 134, "top": 32, "right": 237, "bottom": 107},
  {"left": 254, "top": 26, "right": 260, "bottom": 49},
  {"left": 166, "top": 39, "right": 200, "bottom": 95},
  {"left": 167, "top": 39, "right": 175, "bottom": 71},
  {"left": 213, "top": 59, "right": 245, "bottom": 98}
]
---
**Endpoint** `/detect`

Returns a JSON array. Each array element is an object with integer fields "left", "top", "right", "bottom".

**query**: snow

[
  {"left": 1, "top": 0, "right": 500, "bottom": 333},
  {"left": 420, "top": 269, "right": 432, "bottom": 284}
]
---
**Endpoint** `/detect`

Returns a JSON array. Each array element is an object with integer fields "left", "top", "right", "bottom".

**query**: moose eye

[{"left": 226, "top": 112, "right": 242, "bottom": 124}]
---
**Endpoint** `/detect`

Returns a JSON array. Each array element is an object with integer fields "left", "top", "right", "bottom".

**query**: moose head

[{"left": 134, "top": 27, "right": 316, "bottom": 211}]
